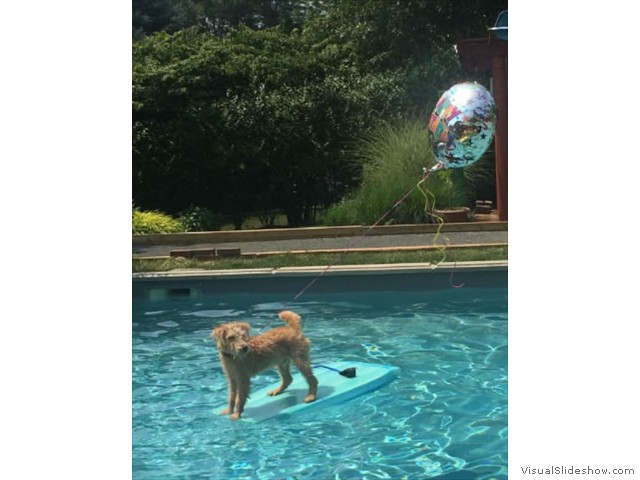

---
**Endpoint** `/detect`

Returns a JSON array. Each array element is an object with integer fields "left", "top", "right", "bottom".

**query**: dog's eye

[{"left": 227, "top": 335, "right": 235, "bottom": 341}]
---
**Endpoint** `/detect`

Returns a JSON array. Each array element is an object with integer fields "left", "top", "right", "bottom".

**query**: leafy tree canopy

[{"left": 132, "top": 0, "right": 507, "bottom": 226}]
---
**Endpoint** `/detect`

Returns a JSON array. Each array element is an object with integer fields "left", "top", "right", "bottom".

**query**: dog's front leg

[
  {"left": 220, "top": 378, "right": 238, "bottom": 415},
  {"left": 230, "top": 378, "right": 251, "bottom": 420}
]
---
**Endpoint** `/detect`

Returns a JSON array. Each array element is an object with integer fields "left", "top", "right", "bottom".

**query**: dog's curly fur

[{"left": 211, "top": 310, "right": 318, "bottom": 420}]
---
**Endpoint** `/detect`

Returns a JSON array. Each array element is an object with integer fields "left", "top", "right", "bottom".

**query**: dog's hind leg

[
  {"left": 268, "top": 360, "right": 293, "bottom": 396},
  {"left": 293, "top": 355, "right": 318, "bottom": 403}
]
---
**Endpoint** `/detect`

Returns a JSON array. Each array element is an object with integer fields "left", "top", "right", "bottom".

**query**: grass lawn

[{"left": 132, "top": 246, "right": 507, "bottom": 273}]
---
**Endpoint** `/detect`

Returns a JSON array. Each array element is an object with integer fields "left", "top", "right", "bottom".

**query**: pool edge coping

[
  {"left": 133, "top": 221, "right": 507, "bottom": 246},
  {"left": 132, "top": 260, "right": 508, "bottom": 281}
]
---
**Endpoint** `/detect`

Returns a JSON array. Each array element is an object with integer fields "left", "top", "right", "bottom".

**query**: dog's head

[{"left": 211, "top": 322, "right": 252, "bottom": 358}]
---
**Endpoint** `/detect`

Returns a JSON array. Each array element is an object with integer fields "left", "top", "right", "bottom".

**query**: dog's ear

[
  {"left": 236, "top": 322, "right": 251, "bottom": 334},
  {"left": 211, "top": 325, "right": 225, "bottom": 341}
]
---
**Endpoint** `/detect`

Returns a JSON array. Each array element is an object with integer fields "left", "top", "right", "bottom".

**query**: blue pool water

[{"left": 133, "top": 281, "right": 507, "bottom": 479}]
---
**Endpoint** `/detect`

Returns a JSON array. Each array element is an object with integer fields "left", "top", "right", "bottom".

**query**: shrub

[
  {"left": 132, "top": 209, "right": 184, "bottom": 234},
  {"left": 178, "top": 206, "right": 225, "bottom": 232}
]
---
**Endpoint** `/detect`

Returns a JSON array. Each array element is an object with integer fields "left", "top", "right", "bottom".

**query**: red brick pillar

[{"left": 492, "top": 55, "right": 508, "bottom": 221}]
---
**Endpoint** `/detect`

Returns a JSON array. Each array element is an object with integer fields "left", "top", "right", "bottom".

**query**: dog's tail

[{"left": 278, "top": 310, "right": 302, "bottom": 330}]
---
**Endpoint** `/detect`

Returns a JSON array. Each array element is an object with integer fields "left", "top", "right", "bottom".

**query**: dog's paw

[
  {"left": 303, "top": 394, "right": 316, "bottom": 403},
  {"left": 229, "top": 413, "right": 241, "bottom": 420},
  {"left": 268, "top": 388, "right": 283, "bottom": 396},
  {"left": 219, "top": 408, "right": 232, "bottom": 415}
]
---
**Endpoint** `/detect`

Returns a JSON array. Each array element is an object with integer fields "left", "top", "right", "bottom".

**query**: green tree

[
  {"left": 133, "top": 0, "right": 323, "bottom": 39},
  {"left": 133, "top": 26, "right": 406, "bottom": 225},
  {"left": 133, "top": 0, "right": 176, "bottom": 38},
  {"left": 132, "top": 0, "right": 507, "bottom": 225}
]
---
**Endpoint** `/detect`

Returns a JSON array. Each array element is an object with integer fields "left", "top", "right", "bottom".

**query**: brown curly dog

[{"left": 211, "top": 310, "right": 318, "bottom": 420}]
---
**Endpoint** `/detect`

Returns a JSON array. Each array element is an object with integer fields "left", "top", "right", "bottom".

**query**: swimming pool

[{"left": 132, "top": 266, "right": 507, "bottom": 479}]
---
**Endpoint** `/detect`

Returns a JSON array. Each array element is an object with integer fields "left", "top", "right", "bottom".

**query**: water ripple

[{"left": 133, "top": 288, "right": 507, "bottom": 479}]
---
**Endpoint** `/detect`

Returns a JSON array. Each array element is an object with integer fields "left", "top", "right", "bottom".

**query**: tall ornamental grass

[{"left": 324, "top": 119, "right": 467, "bottom": 226}]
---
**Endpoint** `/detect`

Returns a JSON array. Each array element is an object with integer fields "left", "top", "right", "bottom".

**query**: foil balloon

[{"left": 428, "top": 82, "right": 497, "bottom": 169}]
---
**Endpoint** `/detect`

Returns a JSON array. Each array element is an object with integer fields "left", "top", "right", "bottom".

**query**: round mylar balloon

[{"left": 428, "top": 82, "right": 497, "bottom": 169}]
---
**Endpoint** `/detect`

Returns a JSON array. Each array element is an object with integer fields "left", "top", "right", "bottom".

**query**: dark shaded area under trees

[{"left": 133, "top": 0, "right": 506, "bottom": 227}]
